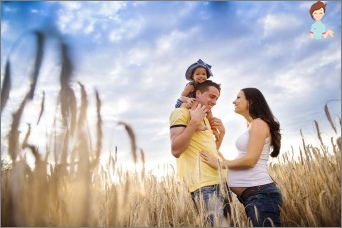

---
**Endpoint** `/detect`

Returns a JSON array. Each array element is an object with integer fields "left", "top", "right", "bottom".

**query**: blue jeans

[
  {"left": 242, "top": 185, "right": 283, "bottom": 227},
  {"left": 191, "top": 184, "right": 231, "bottom": 226}
]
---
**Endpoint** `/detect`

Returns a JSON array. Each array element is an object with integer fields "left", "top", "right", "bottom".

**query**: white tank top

[{"left": 228, "top": 127, "right": 273, "bottom": 187}]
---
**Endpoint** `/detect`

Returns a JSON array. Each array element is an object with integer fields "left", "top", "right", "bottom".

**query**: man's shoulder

[
  {"left": 169, "top": 107, "right": 190, "bottom": 121},
  {"left": 171, "top": 107, "right": 189, "bottom": 114}
]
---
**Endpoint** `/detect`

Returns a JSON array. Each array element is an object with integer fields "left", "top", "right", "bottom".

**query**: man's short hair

[{"left": 194, "top": 80, "right": 221, "bottom": 96}]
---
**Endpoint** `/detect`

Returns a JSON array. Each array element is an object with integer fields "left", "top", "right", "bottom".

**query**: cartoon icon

[{"left": 309, "top": 0, "right": 334, "bottom": 39}]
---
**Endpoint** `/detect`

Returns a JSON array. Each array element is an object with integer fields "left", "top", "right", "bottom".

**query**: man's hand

[{"left": 189, "top": 103, "right": 208, "bottom": 124}]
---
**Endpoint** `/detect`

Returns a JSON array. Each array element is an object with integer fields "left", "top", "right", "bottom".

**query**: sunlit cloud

[{"left": 1, "top": 1, "right": 340, "bottom": 172}]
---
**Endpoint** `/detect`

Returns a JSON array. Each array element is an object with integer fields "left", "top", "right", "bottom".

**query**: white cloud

[
  {"left": 108, "top": 17, "right": 144, "bottom": 42},
  {"left": 116, "top": 98, "right": 129, "bottom": 114},
  {"left": 260, "top": 13, "right": 303, "bottom": 38},
  {"left": 155, "top": 29, "right": 188, "bottom": 52},
  {"left": 59, "top": 1, "right": 82, "bottom": 11},
  {"left": 1, "top": 20, "right": 9, "bottom": 35},
  {"left": 57, "top": 1, "right": 126, "bottom": 35},
  {"left": 1, "top": 1, "right": 340, "bottom": 171}
]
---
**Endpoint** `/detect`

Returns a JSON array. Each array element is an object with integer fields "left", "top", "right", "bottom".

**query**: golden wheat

[{"left": 2, "top": 95, "right": 340, "bottom": 226}]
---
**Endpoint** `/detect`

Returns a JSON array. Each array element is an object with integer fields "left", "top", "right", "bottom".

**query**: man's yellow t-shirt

[{"left": 169, "top": 107, "right": 223, "bottom": 193}]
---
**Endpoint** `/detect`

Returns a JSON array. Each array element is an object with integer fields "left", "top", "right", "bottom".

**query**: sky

[{"left": 1, "top": 1, "right": 341, "bottom": 176}]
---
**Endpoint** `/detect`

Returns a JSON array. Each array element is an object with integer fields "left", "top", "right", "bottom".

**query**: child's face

[
  {"left": 313, "top": 7, "right": 324, "bottom": 21},
  {"left": 192, "top": 67, "right": 208, "bottom": 83}
]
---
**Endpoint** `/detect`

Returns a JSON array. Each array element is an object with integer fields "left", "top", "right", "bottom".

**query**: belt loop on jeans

[{"left": 237, "top": 182, "right": 275, "bottom": 203}]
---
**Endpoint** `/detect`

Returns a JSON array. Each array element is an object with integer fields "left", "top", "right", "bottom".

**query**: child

[{"left": 175, "top": 59, "right": 216, "bottom": 131}]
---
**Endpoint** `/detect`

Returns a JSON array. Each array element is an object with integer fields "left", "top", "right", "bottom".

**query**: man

[{"left": 169, "top": 80, "right": 230, "bottom": 226}]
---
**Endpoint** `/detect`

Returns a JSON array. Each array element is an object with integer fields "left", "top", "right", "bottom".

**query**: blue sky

[{"left": 1, "top": 1, "right": 341, "bottom": 175}]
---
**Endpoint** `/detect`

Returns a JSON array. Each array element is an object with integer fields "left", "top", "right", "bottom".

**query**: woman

[{"left": 200, "top": 88, "right": 283, "bottom": 227}]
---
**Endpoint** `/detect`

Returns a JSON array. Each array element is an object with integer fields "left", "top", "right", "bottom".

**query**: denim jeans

[
  {"left": 242, "top": 184, "right": 283, "bottom": 227},
  {"left": 191, "top": 184, "right": 231, "bottom": 226}
]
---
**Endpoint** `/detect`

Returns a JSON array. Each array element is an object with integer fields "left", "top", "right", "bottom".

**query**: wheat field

[{"left": 1, "top": 29, "right": 341, "bottom": 227}]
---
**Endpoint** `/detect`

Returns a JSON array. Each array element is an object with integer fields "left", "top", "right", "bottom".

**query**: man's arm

[
  {"left": 201, "top": 119, "right": 268, "bottom": 169},
  {"left": 170, "top": 119, "right": 198, "bottom": 158},
  {"left": 170, "top": 104, "right": 208, "bottom": 158}
]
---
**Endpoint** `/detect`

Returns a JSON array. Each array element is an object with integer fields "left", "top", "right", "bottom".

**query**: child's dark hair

[{"left": 190, "top": 67, "right": 211, "bottom": 81}]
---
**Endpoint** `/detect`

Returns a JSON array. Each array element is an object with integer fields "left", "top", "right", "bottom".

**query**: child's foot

[{"left": 196, "top": 124, "right": 208, "bottom": 131}]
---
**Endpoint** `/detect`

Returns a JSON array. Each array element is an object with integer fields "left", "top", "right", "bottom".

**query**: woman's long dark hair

[{"left": 242, "top": 88, "right": 281, "bottom": 157}]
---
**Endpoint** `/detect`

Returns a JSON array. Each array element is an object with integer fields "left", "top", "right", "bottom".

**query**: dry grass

[{"left": 1, "top": 29, "right": 341, "bottom": 227}]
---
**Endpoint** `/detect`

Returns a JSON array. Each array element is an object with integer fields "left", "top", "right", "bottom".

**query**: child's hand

[{"left": 186, "top": 98, "right": 196, "bottom": 107}]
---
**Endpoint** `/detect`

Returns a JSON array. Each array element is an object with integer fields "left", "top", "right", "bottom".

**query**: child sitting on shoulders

[{"left": 175, "top": 59, "right": 218, "bottom": 131}]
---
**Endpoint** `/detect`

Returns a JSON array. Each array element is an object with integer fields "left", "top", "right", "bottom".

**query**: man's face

[{"left": 195, "top": 86, "right": 220, "bottom": 111}]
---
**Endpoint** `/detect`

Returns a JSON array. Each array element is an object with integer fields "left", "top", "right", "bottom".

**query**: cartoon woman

[{"left": 309, "top": 0, "right": 334, "bottom": 39}]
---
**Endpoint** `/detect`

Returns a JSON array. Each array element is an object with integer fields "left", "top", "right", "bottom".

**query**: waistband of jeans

[
  {"left": 237, "top": 182, "right": 275, "bottom": 203},
  {"left": 191, "top": 184, "right": 220, "bottom": 195}
]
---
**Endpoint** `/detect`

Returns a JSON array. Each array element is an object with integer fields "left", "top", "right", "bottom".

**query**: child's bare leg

[
  {"left": 196, "top": 124, "right": 207, "bottom": 131},
  {"left": 206, "top": 110, "right": 214, "bottom": 122},
  {"left": 179, "top": 102, "right": 188, "bottom": 108},
  {"left": 206, "top": 110, "right": 216, "bottom": 131}
]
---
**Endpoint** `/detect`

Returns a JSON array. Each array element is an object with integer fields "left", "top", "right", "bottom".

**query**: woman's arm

[
  {"left": 199, "top": 150, "right": 226, "bottom": 169},
  {"left": 200, "top": 119, "right": 269, "bottom": 169}
]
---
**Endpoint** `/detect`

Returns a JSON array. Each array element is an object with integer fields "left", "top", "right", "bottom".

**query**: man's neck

[{"left": 190, "top": 100, "right": 199, "bottom": 110}]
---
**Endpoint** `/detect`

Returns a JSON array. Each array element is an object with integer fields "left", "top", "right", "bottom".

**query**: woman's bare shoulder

[{"left": 250, "top": 118, "right": 269, "bottom": 137}]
